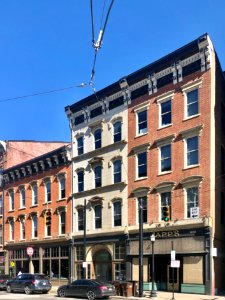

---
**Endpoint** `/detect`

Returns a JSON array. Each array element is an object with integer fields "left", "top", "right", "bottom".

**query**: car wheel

[
  {"left": 42, "top": 291, "right": 48, "bottom": 294},
  {"left": 24, "top": 285, "right": 32, "bottom": 295},
  {"left": 87, "top": 289, "right": 97, "bottom": 300},
  {"left": 58, "top": 288, "right": 66, "bottom": 297},
  {"left": 6, "top": 285, "right": 12, "bottom": 293}
]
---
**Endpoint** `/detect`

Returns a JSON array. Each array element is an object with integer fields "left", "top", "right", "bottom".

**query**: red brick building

[
  {"left": 126, "top": 34, "right": 225, "bottom": 295},
  {"left": 0, "top": 142, "right": 72, "bottom": 284}
]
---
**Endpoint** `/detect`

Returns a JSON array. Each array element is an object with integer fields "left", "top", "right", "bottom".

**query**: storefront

[
  {"left": 5, "top": 241, "right": 70, "bottom": 283},
  {"left": 126, "top": 227, "right": 211, "bottom": 295}
]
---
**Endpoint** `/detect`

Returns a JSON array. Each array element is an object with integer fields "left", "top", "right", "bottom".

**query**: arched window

[
  {"left": 94, "top": 205, "right": 102, "bottom": 229},
  {"left": 77, "top": 170, "right": 84, "bottom": 192},
  {"left": 94, "top": 166, "right": 102, "bottom": 188}
]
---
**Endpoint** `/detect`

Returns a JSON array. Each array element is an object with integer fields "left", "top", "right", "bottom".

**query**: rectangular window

[
  {"left": 20, "top": 187, "right": 26, "bottom": 208},
  {"left": 10, "top": 221, "right": 14, "bottom": 240},
  {"left": 59, "top": 177, "right": 66, "bottom": 199},
  {"left": 78, "top": 209, "right": 84, "bottom": 231},
  {"left": 9, "top": 191, "right": 14, "bottom": 211},
  {"left": 114, "top": 202, "right": 122, "bottom": 226},
  {"left": 94, "top": 166, "right": 102, "bottom": 188},
  {"left": 94, "top": 129, "right": 102, "bottom": 149},
  {"left": 160, "top": 144, "right": 171, "bottom": 172},
  {"left": 161, "top": 192, "right": 172, "bottom": 221},
  {"left": 161, "top": 100, "right": 171, "bottom": 126},
  {"left": 114, "top": 121, "right": 122, "bottom": 142},
  {"left": 187, "top": 136, "right": 199, "bottom": 166},
  {"left": 137, "top": 152, "right": 147, "bottom": 178},
  {"left": 115, "top": 243, "right": 125, "bottom": 259},
  {"left": 60, "top": 211, "right": 66, "bottom": 234},
  {"left": 45, "top": 181, "right": 51, "bottom": 202},
  {"left": 187, "top": 187, "right": 199, "bottom": 218},
  {"left": 20, "top": 220, "right": 26, "bottom": 240},
  {"left": 32, "top": 185, "right": 38, "bottom": 205},
  {"left": 114, "top": 160, "right": 122, "bottom": 183},
  {"left": 78, "top": 171, "right": 84, "bottom": 192},
  {"left": 138, "top": 110, "right": 147, "bottom": 134},
  {"left": 94, "top": 205, "right": 102, "bottom": 229},
  {"left": 187, "top": 89, "right": 198, "bottom": 117},
  {"left": 76, "top": 245, "right": 84, "bottom": 261},
  {"left": 77, "top": 136, "right": 84, "bottom": 155},
  {"left": 115, "top": 263, "right": 126, "bottom": 281},
  {"left": 32, "top": 215, "right": 38, "bottom": 238},
  {"left": 138, "top": 196, "right": 147, "bottom": 223}
]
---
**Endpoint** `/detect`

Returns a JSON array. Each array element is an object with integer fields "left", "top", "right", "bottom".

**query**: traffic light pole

[{"left": 138, "top": 198, "right": 143, "bottom": 298}]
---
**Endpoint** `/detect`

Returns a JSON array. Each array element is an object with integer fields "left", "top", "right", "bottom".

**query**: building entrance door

[
  {"left": 167, "top": 265, "right": 179, "bottom": 291},
  {"left": 93, "top": 249, "right": 112, "bottom": 282}
]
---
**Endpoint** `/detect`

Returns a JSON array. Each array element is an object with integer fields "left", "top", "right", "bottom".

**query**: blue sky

[{"left": 1, "top": 0, "right": 225, "bottom": 142}]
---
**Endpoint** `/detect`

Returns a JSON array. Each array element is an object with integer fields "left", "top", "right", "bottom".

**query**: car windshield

[
  {"left": 92, "top": 280, "right": 111, "bottom": 286},
  {"left": 34, "top": 275, "right": 47, "bottom": 280}
]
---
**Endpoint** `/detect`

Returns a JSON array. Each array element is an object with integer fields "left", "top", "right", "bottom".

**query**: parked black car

[
  {"left": 57, "top": 279, "right": 116, "bottom": 299},
  {"left": 6, "top": 273, "right": 51, "bottom": 295},
  {"left": 0, "top": 275, "right": 11, "bottom": 290}
]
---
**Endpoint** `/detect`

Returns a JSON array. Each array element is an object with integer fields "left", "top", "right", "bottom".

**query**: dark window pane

[
  {"left": 187, "top": 89, "right": 198, "bottom": 117},
  {"left": 114, "top": 122, "right": 122, "bottom": 142},
  {"left": 95, "top": 166, "right": 102, "bottom": 188},
  {"left": 94, "top": 129, "right": 102, "bottom": 149},
  {"left": 138, "top": 110, "right": 147, "bottom": 134}
]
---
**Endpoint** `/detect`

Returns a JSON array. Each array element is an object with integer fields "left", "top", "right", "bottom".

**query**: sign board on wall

[
  {"left": 170, "top": 260, "right": 180, "bottom": 268},
  {"left": 190, "top": 207, "right": 199, "bottom": 219}
]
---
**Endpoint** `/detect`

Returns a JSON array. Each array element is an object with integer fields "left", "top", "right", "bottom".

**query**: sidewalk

[{"left": 111, "top": 292, "right": 225, "bottom": 300}]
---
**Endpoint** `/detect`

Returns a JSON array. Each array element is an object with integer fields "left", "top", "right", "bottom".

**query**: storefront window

[
  {"left": 76, "top": 245, "right": 84, "bottom": 261},
  {"left": 115, "top": 243, "right": 125, "bottom": 260},
  {"left": 115, "top": 263, "right": 126, "bottom": 281}
]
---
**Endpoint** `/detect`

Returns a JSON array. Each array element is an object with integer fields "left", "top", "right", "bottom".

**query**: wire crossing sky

[{"left": 0, "top": 0, "right": 225, "bottom": 142}]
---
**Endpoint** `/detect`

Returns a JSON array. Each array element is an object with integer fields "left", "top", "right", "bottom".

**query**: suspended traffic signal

[
  {"left": 162, "top": 206, "right": 170, "bottom": 222},
  {"left": 45, "top": 210, "right": 52, "bottom": 226}
]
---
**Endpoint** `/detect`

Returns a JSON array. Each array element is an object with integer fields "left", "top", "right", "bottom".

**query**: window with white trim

[
  {"left": 94, "top": 165, "right": 102, "bottom": 188},
  {"left": 113, "top": 160, "right": 122, "bottom": 183},
  {"left": 59, "top": 176, "right": 66, "bottom": 199},
  {"left": 20, "top": 186, "right": 26, "bottom": 208},
  {"left": 186, "top": 186, "right": 199, "bottom": 218},
  {"left": 9, "top": 220, "right": 14, "bottom": 241},
  {"left": 137, "top": 110, "right": 147, "bottom": 135},
  {"left": 114, "top": 201, "right": 122, "bottom": 226},
  {"left": 138, "top": 196, "right": 147, "bottom": 223},
  {"left": 186, "top": 89, "right": 199, "bottom": 117},
  {"left": 160, "top": 99, "right": 171, "bottom": 126},
  {"left": 160, "top": 192, "right": 172, "bottom": 221},
  {"left": 186, "top": 136, "right": 199, "bottom": 166},
  {"left": 32, "top": 184, "right": 38, "bottom": 206},
  {"left": 77, "top": 136, "right": 84, "bottom": 155},
  {"left": 9, "top": 190, "right": 14, "bottom": 211},
  {"left": 113, "top": 121, "right": 122, "bottom": 142},
  {"left": 137, "top": 152, "right": 147, "bottom": 178},
  {"left": 94, "top": 205, "right": 102, "bottom": 229},
  {"left": 60, "top": 211, "right": 66, "bottom": 235},
  {"left": 32, "top": 215, "right": 38, "bottom": 238},
  {"left": 94, "top": 129, "right": 102, "bottom": 149},
  {"left": 78, "top": 208, "right": 84, "bottom": 231},
  {"left": 160, "top": 144, "right": 171, "bottom": 172},
  {"left": 20, "top": 219, "right": 26, "bottom": 240},
  {"left": 45, "top": 180, "right": 51, "bottom": 203},
  {"left": 77, "top": 170, "right": 84, "bottom": 192}
]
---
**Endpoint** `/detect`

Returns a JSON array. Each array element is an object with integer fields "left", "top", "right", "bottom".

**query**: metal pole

[
  {"left": 171, "top": 241, "right": 175, "bottom": 300},
  {"left": 150, "top": 236, "right": 157, "bottom": 298},
  {"left": 83, "top": 199, "right": 87, "bottom": 279},
  {"left": 138, "top": 198, "right": 143, "bottom": 297}
]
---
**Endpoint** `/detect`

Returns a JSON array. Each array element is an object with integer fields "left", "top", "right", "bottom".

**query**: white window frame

[
  {"left": 19, "top": 186, "right": 26, "bottom": 208},
  {"left": 58, "top": 175, "right": 66, "bottom": 199},
  {"left": 156, "top": 90, "right": 174, "bottom": 129},
  {"left": 32, "top": 183, "right": 38, "bottom": 206},
  {"left": 44, "top": 178, "right": 51, "bottom": 203},
  {"left": 32, "top": 215, "right": 38, "bottom": 238},
  {"left": 59, "top": 211, "right": 66, "bottom": 235},
  {"left": 20, "top": 219, "right": 25, "bottom": 240},
  {"left": 134, "top": 101, "right": 150, "bottom": 137},
  {"left": 9, "top": 190, "right": 14, "bottom": 211},
  {"left": 9, "top": 220, "right": 14, "bottom": 241},
  {"left": 160, "top": 144, "right": 172, "bottom": 174},
  {"left": 182, "top": 79, "right": 202, "bottom": 120},
  {"left": 181, "top": 125, "right": 203, "bottom": 169}
]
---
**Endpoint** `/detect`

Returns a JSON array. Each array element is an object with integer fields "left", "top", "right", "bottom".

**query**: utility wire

[{"left": 0, "top": 83, "right": 89, "bottom": 104}]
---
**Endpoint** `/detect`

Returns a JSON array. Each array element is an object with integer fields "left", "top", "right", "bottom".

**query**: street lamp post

[
  {"left": 150, "top": 234, "right": 157, "bottom": 298},
  {"left": 138, "top": 198, "right": 143, "bottom": 298}
]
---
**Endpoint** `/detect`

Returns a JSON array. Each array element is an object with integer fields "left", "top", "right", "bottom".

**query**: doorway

[
  {"left": 167, "top": 265, "right": 179, "bottom": 291},
  {"left": 93, "top": 249, "right": 112, "bottom": 282}
]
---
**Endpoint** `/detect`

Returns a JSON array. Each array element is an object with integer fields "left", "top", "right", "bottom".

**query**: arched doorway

[{"left": 93, "top": 249, "right": 112, "bottom": 282}]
